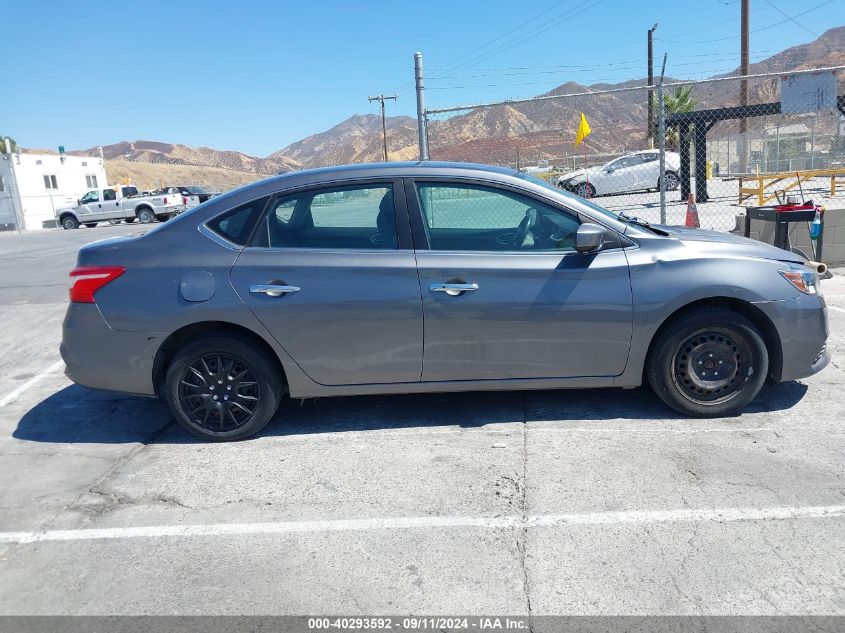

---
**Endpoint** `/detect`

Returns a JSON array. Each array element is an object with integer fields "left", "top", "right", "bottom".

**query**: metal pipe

[
  {"left": 414, "top": 52, "right": 428, "bottom": 161},
  {"left": 658, "top": 53, "right": 668, "bottom": 224}
]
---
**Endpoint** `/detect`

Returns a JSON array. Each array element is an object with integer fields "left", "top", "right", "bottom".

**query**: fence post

[
  {"left": 658, "top": 81, "right": 666, "bottom": 224},
  {"left": 414, "top": 52, "right": 429, "bottom": 161}
]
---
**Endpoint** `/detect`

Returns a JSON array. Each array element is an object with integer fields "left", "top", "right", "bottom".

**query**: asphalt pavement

[{"left": 0, "top": 223, "right": 843, "bottom": 616}]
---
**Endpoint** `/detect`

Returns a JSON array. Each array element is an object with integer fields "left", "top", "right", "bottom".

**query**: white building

[{"left": 0, "top": 142, "right": 108, "bottom": 231}]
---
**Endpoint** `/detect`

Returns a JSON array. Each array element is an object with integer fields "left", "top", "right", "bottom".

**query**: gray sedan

[{"left": 61, "top": 162, "right": 829, "bottom": 440}]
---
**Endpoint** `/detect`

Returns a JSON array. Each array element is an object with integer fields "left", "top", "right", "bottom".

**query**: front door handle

[
  {"left": 430, "top": 282, "right": 479, "bottom": 297},
  {"left": 250, "top": 283, "right": 300, "bottom": 297}
]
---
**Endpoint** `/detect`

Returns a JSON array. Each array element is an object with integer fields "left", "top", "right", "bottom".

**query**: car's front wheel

[
  {"left": 575, "top": 182, "right": 596, "bottom": 198},
  {"left": 61, "top": 215, "right": 79, "bottom": 230},
  {"left": 164, "top": 335, "right": 283, "bottom": 441},
  {"left": 647, "top": 307, "right": 768, "bottom": 417}
]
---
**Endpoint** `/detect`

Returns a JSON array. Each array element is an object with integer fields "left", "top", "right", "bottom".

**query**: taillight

[
  {"left": 69, "top": 266, "right": 126, "bottom": 303},
  {"left": 183, "top": 196, "right": 188, "bottom": 205},
  {"left": 164, "top": 196, "right": 168, "bottom": 205}
]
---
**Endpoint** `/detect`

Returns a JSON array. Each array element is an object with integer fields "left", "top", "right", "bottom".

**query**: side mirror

[
  {"left": 77, "top": 199, "right": 81, "bottom": 206},
  {"left": 576, "top": 223, "right": 608, "bottom": 254}
]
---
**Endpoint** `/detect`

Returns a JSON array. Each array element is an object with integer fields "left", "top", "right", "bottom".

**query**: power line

[
  {"left": 398, "top": 0, "right": 607, "bottom": 96},
  {"left": 654, "top": 0, "right": 834, "bottom": 44},
  {"left": 762, "top": 0, "right": 818, "bottom": 36},
  {"left": 388, "top": 0, "right": 572, "bottom": 94}
]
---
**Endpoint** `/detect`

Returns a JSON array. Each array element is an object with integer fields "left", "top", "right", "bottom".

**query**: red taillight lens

[
  {"left": 163, "top": 196, "right": 168, "bottom": 205},
  {"left": 69, "top": 266, "right": 126, "bottom": 303},
  {"left": 183, "top": 196, "right": 188, "bottom": 205}
]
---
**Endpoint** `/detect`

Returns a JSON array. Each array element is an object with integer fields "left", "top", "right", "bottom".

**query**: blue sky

[{"left": 3, "top": 0, "right": 841, "bottom": 156}]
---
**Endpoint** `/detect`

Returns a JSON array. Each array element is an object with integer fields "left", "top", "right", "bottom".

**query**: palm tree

[{"left": 663, "top": 86, "right": 698, "bottom": 150}]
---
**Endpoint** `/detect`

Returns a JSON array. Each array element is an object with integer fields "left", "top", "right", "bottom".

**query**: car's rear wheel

[
  {"left": 575, "top": 182, "right": 596, "bottom": 198},
  {"left": 137, "top": 207, "right": 155, "bottom": 224},
  {"left": 647, "top": 307, "right": 768, "bottom": 417},
  {"left": 164, "top": 336, "right": 282, "bottom": 441},
  {"left": 61, "top": 215, "right": 79, "bottom": 230}
]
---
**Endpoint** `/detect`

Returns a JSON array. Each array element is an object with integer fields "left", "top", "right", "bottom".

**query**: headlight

[{"left": 779, "top": 267, "right": 819, "bottom": 294}]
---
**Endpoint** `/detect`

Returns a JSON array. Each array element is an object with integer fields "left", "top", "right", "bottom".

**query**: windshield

[{"left": 517, "top": 173, "right": 620, "bottom": 220}]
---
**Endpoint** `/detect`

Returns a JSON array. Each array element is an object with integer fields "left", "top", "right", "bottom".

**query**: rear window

[{"left": 206, "top": 197, "right": 269, "bottom": 245}]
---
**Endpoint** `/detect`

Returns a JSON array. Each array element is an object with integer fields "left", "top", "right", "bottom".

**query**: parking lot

[{"left": 0, "top": 224, "right": 843, "bottom": 617}]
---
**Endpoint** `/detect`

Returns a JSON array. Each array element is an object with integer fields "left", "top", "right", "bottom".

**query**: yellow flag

[{"left": 574, "top": 112, "right": 591, "bottom": 147}]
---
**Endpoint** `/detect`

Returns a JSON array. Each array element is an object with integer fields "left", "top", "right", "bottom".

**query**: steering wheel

[{"left": 512, "top": 208, "right": 539, "bottom": 249}]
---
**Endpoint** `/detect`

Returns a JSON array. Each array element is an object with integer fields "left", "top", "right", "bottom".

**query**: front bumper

[
  {"left": 60, "top": 302, "right": 165, "bottom": 396},
  {"left": 754, "top": 293, "right": 830, "bottom": 382}
]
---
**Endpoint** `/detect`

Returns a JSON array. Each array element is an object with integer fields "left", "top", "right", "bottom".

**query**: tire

[
  {"left": 136, "top": 207, "right": 155, "bottom": 224},
  {"left": 124, "top": 217, "right": 136, "bottom": 223},
  {"left": 574, "top": 182, "right": 596, "bottom": 198},
  {"left": 84, "top": 223, "right": 97, "bottom": 228},
  {"left": 660, "top": 171, "right": 680, "bottom": 191},
  {"left": 164, "top": 335, "right": 282, "bottom": 441},
  {"left": 646, "top": 307, "right": 768, "bottom": 417},
  {"left": 61, "top": 215, "right": 79, "bottom": 230}
]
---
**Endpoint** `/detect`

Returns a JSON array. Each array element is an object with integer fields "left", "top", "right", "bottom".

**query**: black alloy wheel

[
  {"left": 164, "top": 335, "right": 282, "bottom": 441},
  {"left": 178, "top": 353, "right": 260, "bottom": 432}
]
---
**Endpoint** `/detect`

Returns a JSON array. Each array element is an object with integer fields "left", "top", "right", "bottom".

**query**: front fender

[{"left": 613, "top": 243, "right": 799, "bottom": 387}]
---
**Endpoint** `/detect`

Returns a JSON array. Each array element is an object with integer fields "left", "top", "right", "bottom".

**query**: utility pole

[
  {"left": 647, "top": 23, "right": 658, "bottom": 148},
  {"left": 368, "top": 94, "right": 397, "bottom": 162},
  {"left": 739, "top": 0, "right": 749, "bottom": 172}
]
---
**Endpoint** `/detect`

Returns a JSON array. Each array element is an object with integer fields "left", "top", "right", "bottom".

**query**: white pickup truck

[{"left": 56, "top": 185, "right": 186, "bottom": 229}]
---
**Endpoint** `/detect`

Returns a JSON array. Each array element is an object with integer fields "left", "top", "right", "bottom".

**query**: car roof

[{"left": 273, "top": 161, "right": 518, "bottom": 181}]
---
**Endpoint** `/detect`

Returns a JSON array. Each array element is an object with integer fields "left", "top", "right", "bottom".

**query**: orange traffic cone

[{"left": 685, "top": 193, "right": 700, "bottom": 228}]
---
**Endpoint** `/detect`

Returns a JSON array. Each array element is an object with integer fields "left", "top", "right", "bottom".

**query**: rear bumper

[
  {"left": 754, "top": 294, "right": 829, "bottom": 382},
  {"left": 60, "top": 302, "right": 164, "bottom": 396}
]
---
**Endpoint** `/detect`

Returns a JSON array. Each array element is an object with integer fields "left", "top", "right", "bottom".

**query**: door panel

[
  {"left": 416, "top": 250, "right": 633, "bottom": 381},
  {"left": 406, "top": 178, "right": 633, "bottom": 382},
  {"left": 230, "top": 181, "right": 423, "bottom": 386},
  {"left": 231, "top": 251, "right": 423, "bottom": 385}
]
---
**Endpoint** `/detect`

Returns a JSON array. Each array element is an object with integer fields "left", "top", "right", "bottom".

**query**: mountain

[
  {"left": 270, "top": 114, "right": 420, "bottom": 167},
  {"left": 69, "top": 140, "right": 301, "bottom": 174}
]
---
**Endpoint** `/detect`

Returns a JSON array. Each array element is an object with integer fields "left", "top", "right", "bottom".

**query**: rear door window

[{"left": 257, "top": 184, "right": 398, "bottom": 250}]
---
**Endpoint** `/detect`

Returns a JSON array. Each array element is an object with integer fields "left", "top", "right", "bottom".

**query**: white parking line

[
  {"left": 827, "top": 305, "right": 845, "bottom": 314},
  {"left": 0, "top": 360, "right": 64, "bottom": 407},
  {"left": 1, "top": 505, "right": 842, "bottom": 545}
]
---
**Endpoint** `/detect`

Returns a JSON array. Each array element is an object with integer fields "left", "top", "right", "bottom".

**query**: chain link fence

[{"left": 422, "top": 67, "right": 845, "bottom": 235}]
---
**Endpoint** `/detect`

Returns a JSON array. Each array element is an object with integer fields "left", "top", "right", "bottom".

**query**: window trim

[
  {"left": 43, "top": 174, "right": 58, "bottom": 190},
  {"left": 248, "top": 177, "right": 413, "bottom": 251},
  {"left": 404, "top": 176, "right": 631, "bottom": 254},
  {"left": 85, "top": 174, "right": 98, "bottom": 188}
]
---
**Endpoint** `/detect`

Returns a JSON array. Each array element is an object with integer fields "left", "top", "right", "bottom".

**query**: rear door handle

[
  {"left": 430, "top": 283, "right": 479, "bottom": 296},
  {"left": 250, "top": 284, "right": 300, "bottom": 297}
]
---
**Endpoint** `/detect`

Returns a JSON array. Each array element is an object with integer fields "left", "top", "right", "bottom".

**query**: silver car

[{"left": 61, "top": 162, "right": 829, "bottom": 441}]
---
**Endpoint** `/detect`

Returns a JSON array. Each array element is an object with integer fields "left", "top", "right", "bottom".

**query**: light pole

[
  {"left": 647, "top": 23, "right": 658, "bottom": 148},
  {"left": 368, "top": 94, "right": 398, "bottom": 162}
]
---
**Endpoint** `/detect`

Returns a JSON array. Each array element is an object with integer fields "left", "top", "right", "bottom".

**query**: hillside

[
  {"left": 71, "top": 140, "right": 301, "bottom": 174},
  {"left": 104, "top": 159, "right": 265, "bottom": 192},
  {"left": 270, "top": 114, "right": 420, "bottom": 167}
]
